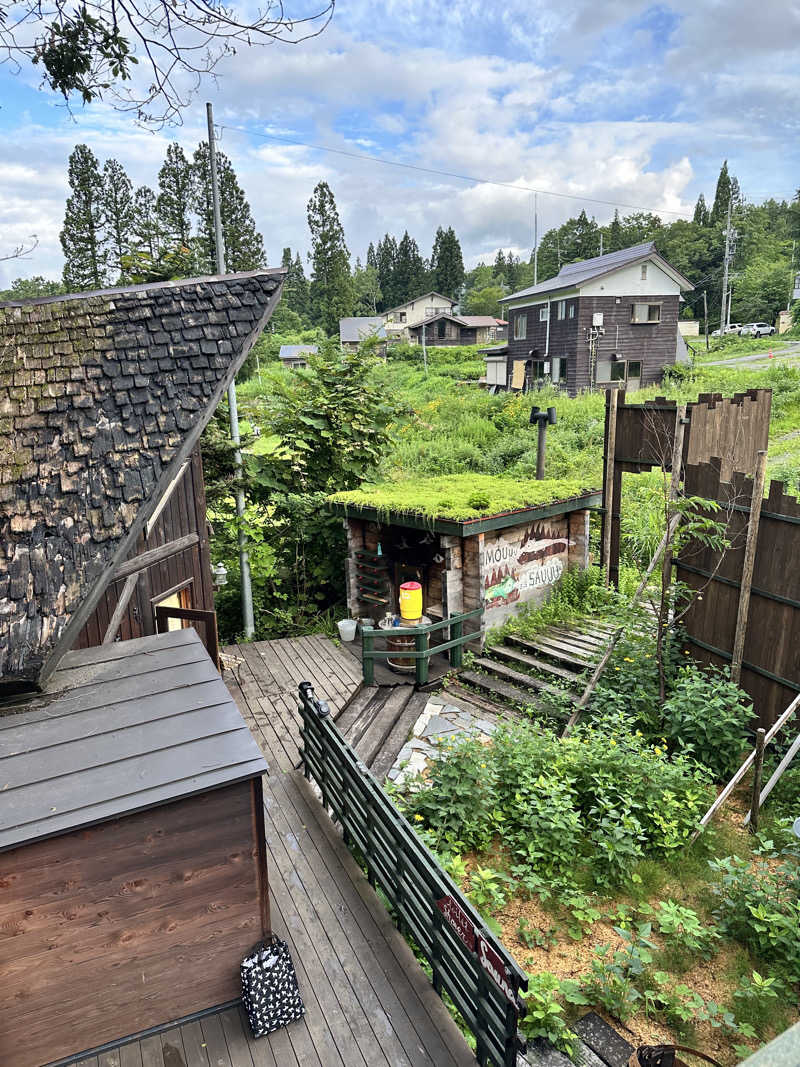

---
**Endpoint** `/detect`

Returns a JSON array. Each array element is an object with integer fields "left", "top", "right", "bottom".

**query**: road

[{"left": 700, "top": 340, "right": 800, "bottom": 367}]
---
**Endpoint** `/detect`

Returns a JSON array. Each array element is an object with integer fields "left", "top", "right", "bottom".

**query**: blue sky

[{"left": 0, "top": 0, "right": 798, "bottom": 286}]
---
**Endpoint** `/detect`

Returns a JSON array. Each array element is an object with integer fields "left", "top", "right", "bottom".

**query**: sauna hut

[
  {"left": 330, "top": 478, "right": 601, "bottom": 639},
  {"left": 0, "top": 269, "right": 283, "bottom": 1064}
]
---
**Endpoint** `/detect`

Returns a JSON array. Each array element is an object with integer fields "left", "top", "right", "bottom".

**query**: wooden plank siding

[
  {"left": 0, "top": 781, "right": 266, "bottom": 1067},
  {"left": 74, "top": 450, "right": 214, "bottom": 650}
]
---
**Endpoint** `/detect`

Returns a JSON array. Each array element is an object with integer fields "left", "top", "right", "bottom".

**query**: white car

[
  {"left": 710, "top": 324, "right": 741, "bottom": 337},
  {"left": 739, "top": 322, "right": 776, "bottom": 337}
]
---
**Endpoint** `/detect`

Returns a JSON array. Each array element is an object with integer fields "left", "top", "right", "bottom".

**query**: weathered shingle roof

[
  {"left": 338, "top": 317, "right": 386, "bottom": 343},
  {"left": 501, "top": 241, "right": 694, "bottom": 302},
  {"left": 0, "top": 269, "right": 284, "bottom": 690},
  {"left": 0, "top": 628, "right": 268, "bottom": 852}
]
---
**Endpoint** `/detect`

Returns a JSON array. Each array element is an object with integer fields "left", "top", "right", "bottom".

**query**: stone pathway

[{"left": 387, "top": 691, "right": 502, "bottom": 786}]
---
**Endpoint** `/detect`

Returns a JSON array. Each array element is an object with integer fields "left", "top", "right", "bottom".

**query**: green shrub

[
  {"left": 662, "top": 665, "right": 752, "bottom": 781},
  {"left": 520, "top": 973, "right": 577, "bottom": 1059}
]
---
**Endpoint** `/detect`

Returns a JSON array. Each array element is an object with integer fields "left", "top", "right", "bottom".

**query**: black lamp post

[{"left": 530, "top": 405, "right": 557, "bottom": 480}]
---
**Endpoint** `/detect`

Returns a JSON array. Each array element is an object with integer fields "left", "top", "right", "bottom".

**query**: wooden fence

[{"left": 678, "top": 460, "right": 800, "bottom": 730}]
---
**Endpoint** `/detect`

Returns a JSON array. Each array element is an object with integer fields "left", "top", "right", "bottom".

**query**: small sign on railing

[
  {"left": 477, "top": 935, "right": 516, "bottom": 1004},
  {"left": 437, "top": 895, "right": 476, "bottom": 951}
]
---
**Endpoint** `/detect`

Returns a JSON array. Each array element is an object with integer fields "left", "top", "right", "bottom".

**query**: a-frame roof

[{"left": 0, "top": 269, "right": 284, "bottom": 691}]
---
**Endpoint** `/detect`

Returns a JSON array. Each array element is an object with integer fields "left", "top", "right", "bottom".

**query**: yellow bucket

[{"left": 399, "top": 581, "right": 423, "bottom": 621}]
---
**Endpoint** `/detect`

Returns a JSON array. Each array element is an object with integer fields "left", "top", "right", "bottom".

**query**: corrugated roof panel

[{"left": 0, "top": 629, "right": 267, "bottom": 853}]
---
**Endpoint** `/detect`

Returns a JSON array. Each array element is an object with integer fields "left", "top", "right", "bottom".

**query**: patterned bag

[{"left": 241, "top": 937, "right": 305, "bottom": 1038}]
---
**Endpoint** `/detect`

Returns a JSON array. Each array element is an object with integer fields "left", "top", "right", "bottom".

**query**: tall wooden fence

[{"left": 678, "top": 460, "right": 800, "bottom": 730}]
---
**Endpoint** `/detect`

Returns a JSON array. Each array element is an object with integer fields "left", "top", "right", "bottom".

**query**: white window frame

[
  {"left": 539, "top": 306, "right": 549, "bottom": 322},
  {"left": 641, "top": 264, "right": 648, "bottom": 281},
  {"left": 556, "top": 300, "right": 566, "bottom": 320},
  {"left": 568, "top": 303, "right": 576, "bottom": 319},
  {"left": 514, "top": 313, "right": 527, "bottom": 340},
  {"left": 631, "top": 302, "right": 661, "bottom": 324}
]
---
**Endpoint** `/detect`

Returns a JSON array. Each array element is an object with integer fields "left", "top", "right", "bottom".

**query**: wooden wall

[
  {"left": 74, "top": 449, "right": 214, "bottom": 648},
  {"left": 678, "top": 462, "right": 800, "bottom": 730},
  {"left": 0, "top": 779, "right": 268, "bottom": 1067}
]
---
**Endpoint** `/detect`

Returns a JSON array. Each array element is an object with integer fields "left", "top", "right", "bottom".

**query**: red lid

[{"left": 400, "top": 581, "right": 422, "bottom": 591}]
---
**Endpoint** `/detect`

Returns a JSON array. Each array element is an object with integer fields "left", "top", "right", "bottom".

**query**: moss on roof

[{"left": 329, "top": 474, "right": 599, "bottom": 522}]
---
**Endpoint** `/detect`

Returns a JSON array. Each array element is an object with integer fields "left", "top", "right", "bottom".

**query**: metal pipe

[{"left": 206, "top": 101, "right": 254, "bottom": 639}]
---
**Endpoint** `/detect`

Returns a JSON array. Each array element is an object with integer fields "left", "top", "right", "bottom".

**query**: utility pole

[
  {"left": 789, "top": 241, "right": 796, "bottom": 312},
  {"left": 206, "top": 101, "right": 255, "bottom": 640},
  {"left": 533, "top": 192, "right": 538, "bottom": 285},
  {"left": 421, "top": 322, "right": 428, "bottom": 376},
  {"left": 703, "top": 290, "right": 709, "bottom": 350},
  {"left": 599, "top": 232, "right": 603, "bottom": 258},
  {"left": 719, "top": 197, "right": 733, "bottom": 334}
]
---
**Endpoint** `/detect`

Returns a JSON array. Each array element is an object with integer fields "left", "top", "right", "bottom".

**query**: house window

[
  {"left": 556, "top": 300, "right": 566, "bottom": 320},
  {"left": 399, "top": 312, "right": 407, "bottom": 323},
  {"left": 539, "top": 306, "right": 549, "bottom": 322},
  {"left": 631, "top": 302, "right": 661, "bottom": 324},
  {"left": 596, "top": 359, "right": 640, "bottom": 385},
  {"left": 568, "top": 303, "right": 575, "bottom": 319},
  {"left": 437, "top": 319, "right": 447, "bottom": 339},
  {"left": 641, "top": 264, "right": 648, "bottom": 281},
  {"left": 514, "top": 313, "right": 527, "bottom": 340},
  {"left": 551, "top": 357, "right": 567, "bottom": 383}
]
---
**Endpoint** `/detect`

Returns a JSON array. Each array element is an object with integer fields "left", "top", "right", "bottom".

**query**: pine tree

[
  {"left": 131, "top": 186, "right": 162, "bottom": 259},
  {"left": 366, "top": 241, "right": 378, "bottom": 272},
  {"left": 376, "top": 235, "right": 398, "bottom": 309},
  {"left": 608, "top": 210, "right": 624, "bottom": 251},
  {"left": 306, "top": 180, "right": 353, "bottom": 334},
  {"left": 572, "top": 210, "right": 600, "bottom": 259},
  {"left": 60, "top": 144, "right": 106, "bottom": 291},
  {"left": 192, "top": 142, "right": 265, "bottom": 272},
  {"left": 711, "top": 161, "right": 732, "bottom": 225},
  {"left": 393, "top": 231, "right": 425, "bottom": 304},
  {"left": 492, "top": 249, "right": 507, "bottom": 277},
  {"left": 693, "top": 194, "right": 709, "bottom": 226},
  {"left": 156, "top": 142, "right": 193, "bottom": 247},
  {"left": 280, "top": 247, "right": 309, "bottom": 317},
  {"left": 102, "top": 158, "right": 134, "bottom": 281},
  {"left": 431, "top": 226, "right": 464, "bottom": 298}
]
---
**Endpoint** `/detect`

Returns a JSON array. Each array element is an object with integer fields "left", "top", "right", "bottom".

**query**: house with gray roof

[
  {"left": 407, "top": 313, "right": 507, "bottom": 347},
  {"left": 279, "top": 342, "right": 318, "bottom": 367},
  {"left": 489, "top": 241, "right": 693, "bottom": 396},
  {"left": 339, "top": 316, "right": 387, "bottom": 352}
]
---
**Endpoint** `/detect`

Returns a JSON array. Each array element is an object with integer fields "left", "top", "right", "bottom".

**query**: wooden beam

[
  {"left": 744, "top": 728, "right": 800, "bottom": 827},
  {"left": 748, "top": 728, "right": 766, "bottom": 834},
  {"left": 113, "top": 533, "right": 199, "bottom": 581},
  {"left": 730, "top": 449, "right": 768, "bottom": 686},
  {"left": 602, "top": 387, "right": 618, "bottom": 586},
  {"left": 101, "top": 572, "right": 139, "bottom": 645}
]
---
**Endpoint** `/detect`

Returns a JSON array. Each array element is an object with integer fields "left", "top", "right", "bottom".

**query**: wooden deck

[{"left": 73, "top": 635, "right": 475, "bottom": 1067}]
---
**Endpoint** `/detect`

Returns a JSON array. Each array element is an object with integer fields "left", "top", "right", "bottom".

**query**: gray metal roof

[
  {"left": 0, "top": 628, "right": 267, "bottom": 853},
  {"left": 501, "top": 241, "right": 694, "bottom": 303},
  {"left": 279, "top": 344, "right": 318, "bottom": 359},
  {"left": 338, "top": 317, "right": 387, "bottom": 343}
]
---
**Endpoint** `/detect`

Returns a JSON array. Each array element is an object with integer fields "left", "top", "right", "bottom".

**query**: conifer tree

[
  {"left": 393, "top": 231, "right": 426, "bottom": 304},
  {"left": 376, "top": 234, "right": 398, "bottom": 309},
  {"left": 492, "top": 249, "right": 507, "bottom": 277},
  {"left": 60, "top": 144, "right": 106, "bottom": 291},
  {"left": 131, "top": 186, "right": 162, "bottom": 259},
  {"left": 431, "top": 226, "right": 464, "bottom": 298},
  {"left": 693, "top": 193, "right": 709, "bottom": 226},
  {"left": 192, "top": 142, "right": 265, "bottom": 272},
  {"left": 306, "top": 180, "right": 353, "bottom": 334},
  {"left": 156, "top": 143, "right": 193, "bottom": 247},
  {"left": 102, "top": 158, "right": 134, "bottom": 281},
  {"left": 280, "top": 247, "right": 309, "bottom": 317},
  {"left": 711, "top": 161, "right": 732, "bottom": 225},
  {"left": 366, "top": 241, "right": 378, "bottom": 272},
  {"left": 608, "top": 210, "right": 624, "bottom": 251}
]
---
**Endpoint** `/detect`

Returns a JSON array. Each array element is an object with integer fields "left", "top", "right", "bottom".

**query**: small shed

[
  {"left": 279, "top": 343, "right": 318, "bottom": 367},
  {"left": 0, "top": 627, "right": 269, "bottom": 1067},
  {"left": 330, "top": 476, "right": 600, "bottom": 639}
]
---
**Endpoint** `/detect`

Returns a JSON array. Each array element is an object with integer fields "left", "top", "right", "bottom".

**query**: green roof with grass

[{"left": 328, "top": 474, "right": 601, "bottom": 534}]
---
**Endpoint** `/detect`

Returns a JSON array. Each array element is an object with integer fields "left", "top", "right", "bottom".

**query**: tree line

[{"left": 58, "top": 142, "right": 265, "bottom": 291}]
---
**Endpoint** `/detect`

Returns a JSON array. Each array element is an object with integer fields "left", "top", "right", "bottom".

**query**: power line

[{"left": 217, "top": 122, "right": 698, "bottom": 220}]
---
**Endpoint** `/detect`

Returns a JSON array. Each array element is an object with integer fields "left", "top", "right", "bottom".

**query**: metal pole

[
  {"left": 536, "top": 418, "right": 547, "bottom": 480},
  {"left": 533, "top": 192, "right": 538, "bottom": 286},
  {"left": 703, "top": 290, "right": 709, "bottom": 350},
  {"left": 422, "top": 323, "right": 428, "bottom": 376},
  {"left": 748, "top": 728, "right": 766, "bottom": 835},
  {"left": 719, "top": 197, "right": 732, "bottom": 334},
  {"left": 206, "top": 101, "right": 254, "bottom": 639}
]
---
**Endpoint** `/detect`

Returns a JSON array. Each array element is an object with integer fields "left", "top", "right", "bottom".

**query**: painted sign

[
  {"left": 476, "top": 935, "right": 517, "bottom": 1003},
  {"left": 481, "top": 519, "right": 573, "bottom": 624},
  {"left": 437, "top": 895, "right": 476, "bottom": 951}
]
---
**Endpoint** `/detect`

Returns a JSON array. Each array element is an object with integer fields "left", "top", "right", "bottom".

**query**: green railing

[
  {"left": 360, "top": 606, "right": 484, "bottom": 685},
  {"left": 297, "top": 681, "right": 528, "bottom": 1067}
]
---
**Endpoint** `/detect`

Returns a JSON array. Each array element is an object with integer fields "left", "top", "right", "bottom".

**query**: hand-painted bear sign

[{"left": 480, "top": 519, "right": 573, "bottom": 625}]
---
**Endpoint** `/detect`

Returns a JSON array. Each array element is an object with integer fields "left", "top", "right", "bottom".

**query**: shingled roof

[{"left": 0, "top": 269, "right": 284, "bottom": 691}]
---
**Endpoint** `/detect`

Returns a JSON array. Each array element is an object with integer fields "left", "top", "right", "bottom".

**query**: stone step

[{"left": 472, "top": 657, "right": 578, "bottom": 703}]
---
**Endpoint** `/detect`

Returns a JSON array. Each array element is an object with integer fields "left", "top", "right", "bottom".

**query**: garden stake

[{"left": 748, "top": 728, "right": 766, "bottom": 834}]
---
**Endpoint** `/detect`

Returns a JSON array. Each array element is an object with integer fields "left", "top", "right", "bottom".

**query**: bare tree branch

[{"left": 0, "top": 234, "right": 38, "bottom": 261}]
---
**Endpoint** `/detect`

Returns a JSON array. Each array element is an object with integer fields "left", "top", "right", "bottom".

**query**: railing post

[
  {"left": 362, "top": 629, "right": 375, "bottom": 686},
  {"left": 415, "top": 629, "right": 428, "bottom": 686},
  {"left": 450, "top": 617, "right": 463, "bottom": 668}
]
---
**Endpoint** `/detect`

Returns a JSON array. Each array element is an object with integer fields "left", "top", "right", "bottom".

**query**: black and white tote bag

[{"left": 241, "top": 937, "right": 306, "bottom": 1037}]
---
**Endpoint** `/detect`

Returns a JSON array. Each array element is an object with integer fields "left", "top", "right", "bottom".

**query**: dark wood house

[
  {"left": 0, "top": 627, "right": 269, "bottom": 1067},
  {"left": 491, "top": 242, "right": 693, "bottom": 396},
  {"left": 408, "top": 313, "right": 507, "bottom": 347},
  {"left": 0, "top": 269, "right": 283, "bottom": 693}
]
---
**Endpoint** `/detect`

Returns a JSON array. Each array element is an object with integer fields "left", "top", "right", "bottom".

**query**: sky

[{"left": 0, "top": 0, "right": 798, "bottom": 288}]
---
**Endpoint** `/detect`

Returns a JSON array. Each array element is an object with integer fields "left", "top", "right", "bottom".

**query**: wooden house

[
  {"left": 407, "top": 314, "right": 507, "bottom": 347},
  {"left": 0, "top": 628, "right": 268, "bottom": 1067},
  {"left": 491, "top": 242, "right": 694, "bottom": 396},
  {"left": 0, "top": 269, "right": 285, "bottom": 1062}
]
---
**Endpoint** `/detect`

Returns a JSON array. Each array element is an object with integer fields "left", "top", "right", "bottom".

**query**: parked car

[
  {"left": 710, "top": 324, "right": 742, "bottom": 337},
  {"left": 739, "top": 322, "right": 776, "bottom": 337}
]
